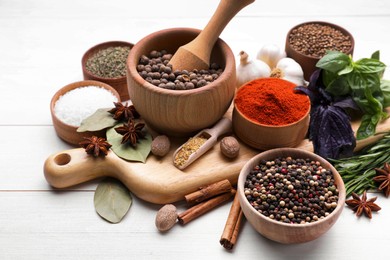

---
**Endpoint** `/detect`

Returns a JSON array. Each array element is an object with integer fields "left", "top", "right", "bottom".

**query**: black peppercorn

[{"left": 137, "top": 49, "right": 223, "bottom": 90}]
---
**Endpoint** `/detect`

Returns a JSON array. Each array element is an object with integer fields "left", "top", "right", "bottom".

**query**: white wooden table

[{"left": 1, "top": 0, "right": 390, "bottom": 259}]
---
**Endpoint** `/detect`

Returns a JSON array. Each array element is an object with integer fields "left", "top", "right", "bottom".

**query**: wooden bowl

[
  {"left": 126, "top": 28, "right": 236, "bottom": 137},
  {"left": 232, "top": 78, "right": 310, "bottom": 150},
  {"left": 82, "top": 41, "right": 133, "bottom": 100},
  {"left": 50, "top": 80, "right": 120, "bottom": 146},
  {"left": 285, "top": 21, "right": 354, "bottom": 80},
  {"left": 237, "top": 148, "right": 346, "bottom": 244}
]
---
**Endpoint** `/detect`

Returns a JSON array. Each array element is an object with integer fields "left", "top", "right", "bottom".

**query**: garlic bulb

[
  {"left": 257, "top": 44, "right": 286, "bottom": 69},
  {"left": 236, "top": 50, "right": 271, "bottom": 88},
  {"left": 270, "top": 58, "right": 305, "bottom": 86}
]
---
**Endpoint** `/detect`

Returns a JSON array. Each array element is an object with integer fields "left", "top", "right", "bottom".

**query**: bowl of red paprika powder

[{"left": 232, "top": 78, "right": 310, "bottom": 150}]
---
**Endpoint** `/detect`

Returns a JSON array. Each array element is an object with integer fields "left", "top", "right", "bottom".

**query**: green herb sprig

[
  {"left": 331, "top": 132, "right": 390, "bottom": 196},
  {"left": 316, "top": 50, "right": 387, "bottom": 140}
]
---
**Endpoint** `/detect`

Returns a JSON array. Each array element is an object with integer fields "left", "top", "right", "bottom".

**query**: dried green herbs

[{"left": 86, "top": 46, "right": 131, "bottom": 78}]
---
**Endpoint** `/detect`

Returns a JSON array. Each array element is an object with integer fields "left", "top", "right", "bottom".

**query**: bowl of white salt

[{"left": 50, "top": 80, "right": 120, "bottom": 145}]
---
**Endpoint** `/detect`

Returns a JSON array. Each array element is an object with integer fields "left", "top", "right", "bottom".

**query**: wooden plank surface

[{"left": 1, "top": 0, "right": 390, "bottom": 259}]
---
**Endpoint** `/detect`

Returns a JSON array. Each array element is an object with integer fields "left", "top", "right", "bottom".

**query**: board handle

[{"left": 43, "top": 148, "right": 120, "bottom": 188}]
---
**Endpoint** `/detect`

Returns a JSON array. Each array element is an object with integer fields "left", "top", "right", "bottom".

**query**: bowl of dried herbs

[{"left": 82, "top": 41, "right": 134, "bottom": 100}]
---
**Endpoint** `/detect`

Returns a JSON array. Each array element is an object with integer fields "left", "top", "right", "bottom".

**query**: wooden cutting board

[{"left": 43, "top": 108, "right": 390, "bottom": 205}]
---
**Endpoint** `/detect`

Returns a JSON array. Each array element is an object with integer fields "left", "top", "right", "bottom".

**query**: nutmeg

[
  {"left": 151, "top": 135, "right": 170, "bottom": 157},
  {"left": 155, "top": 204, "right": 178, "bottom": 232},
  {"left": 220, "top": 136, "right": 240, "bottom": 159}
]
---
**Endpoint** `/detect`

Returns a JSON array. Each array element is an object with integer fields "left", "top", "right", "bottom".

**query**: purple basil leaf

[
  {"left": 309, "top": 105, "right": 356, "bottom": 159},
  {"left": 333, "top": 97, "right": 360, "bottom": 110},
  {"left": 308, "top": 69, "right": 323, "bottom": 91}
]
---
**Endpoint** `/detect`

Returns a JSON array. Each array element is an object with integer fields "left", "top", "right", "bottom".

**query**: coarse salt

[{"left": 54, "top": 86, "right": 118, "bottom": 127}]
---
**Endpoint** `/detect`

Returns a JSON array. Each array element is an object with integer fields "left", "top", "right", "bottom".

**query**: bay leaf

[
  {"left": 77, "top": 108, "right": 117, "bottom": 132},
  {"left": 94, "top": 178, "right": 133, "bottom": 223},
  {"left": 106, "top": 123, "right": 152, "bottom": 163}
]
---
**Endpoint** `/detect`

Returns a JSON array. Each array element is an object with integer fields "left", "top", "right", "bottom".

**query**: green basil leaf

[
  {"left": 357, "top": 114, "right": 380, "bottom": 140},
  {"left": 77, "top": 108, "right": 117, "bottom": 132},
  {"left": 316, "top": 51, "right": 351, "bottom": 73},
  {"left": 337, "top": 64, "right": 354, "bottom": 75},
  {"left": 348, "top": 72, "right": 388, "bottom": 139},
  {"left": 106, "top": 123, "right": 152, "bottom": 163},
  {"left": 348, "top": 72, "right": 383, "bottom": 112},
  {"left": 371, "top": 50, "right": 380, "bottom": 60},
  {"left": 354, "top": 58, "right": 386, "bottom": 74},
  {"left": 325, "top": 75, "right": 350, "bottom": 96},
  {"left": 321, "top": 70, "right": 337, "bottom": 87},
  {"left": 94, "top": 178, "right": 133, "bottom": 224}
]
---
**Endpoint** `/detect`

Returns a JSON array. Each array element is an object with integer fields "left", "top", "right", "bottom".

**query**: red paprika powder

[{"left": 234, "top": 78, "right": 310, "bottom": 126}]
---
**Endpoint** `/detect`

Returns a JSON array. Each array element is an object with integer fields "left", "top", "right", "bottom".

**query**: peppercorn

[
  {"left": 137, "top": 49, "right": 223, "bottom": 90},
  {"left": 244, "top": 157, "right": 339, "bottom": 224}
]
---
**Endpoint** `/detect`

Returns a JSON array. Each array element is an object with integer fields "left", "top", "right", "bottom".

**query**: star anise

[
  {"left": 374, "top": 162, "right": 390, "bottom": 197},
  {"left": 345, "top": 191, "right": 381, "bottom": 219},
  {"left": 109, "top": 102, "right": 140, "bottom": 121},
  {"left": 79, "top": 136, "right": 111, "bottom": 157},
  {"left": 114, "top": 119, "right": 145, "bottom": 146}
]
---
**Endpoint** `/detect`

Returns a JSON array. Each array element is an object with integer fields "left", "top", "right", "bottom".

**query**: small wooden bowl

[
  {"left": 237, "top": 148, "right": 346, "bottom": 244},
  {"left": 50, "top": 80, "right": 120, "bottom": 146},
  {"left": 82, "top": 41, "right": 134, "bottom": 100},
  {"left": 285, "top": 21, "right": 354, "bottom": 80},
  {"left": 126, "top": 28, "right": 236, "bottom": 137},
  {"left": 232, "top": 78, "right": 310, "bottom": 150}
]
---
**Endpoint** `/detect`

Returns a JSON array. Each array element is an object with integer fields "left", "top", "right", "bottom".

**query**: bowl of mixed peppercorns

[
  {"left": 82, "top": 41, "right": 134, "bottom": 100},
  {"left": 237, "top": 148, "right": 346, "bottom": 244},
  {"left": 126, "top": 27, "right": 236, "bottom": 137},
  {"left": 285, "top": 21, "right": 354, "bottom": 80}
]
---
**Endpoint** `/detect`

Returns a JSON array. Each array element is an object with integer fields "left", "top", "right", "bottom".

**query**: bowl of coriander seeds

[
  {"left": 285, "top": 21, "right": 354, "bottom": 80},
  {"left": 237, "top": 148, "right": 346, "bottom": 244},
  {"left": 82, "top": 41, "right": 133, "bottom": 100}
]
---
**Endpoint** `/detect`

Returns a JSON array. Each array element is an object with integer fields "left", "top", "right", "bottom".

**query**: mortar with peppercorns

[{"left": 126, "top": 27, "right": 236, "bottom": 137}]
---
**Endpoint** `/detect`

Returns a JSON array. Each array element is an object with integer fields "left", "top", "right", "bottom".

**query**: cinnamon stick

[
  {"left": 219, "top": 191, "right": 244, "bottom": 250},
  {"left": 185, "top": 179, "right": 232, "bottom": 205},
  {"left": 178, "top": 189, "right": 236, "bottom": 225}
]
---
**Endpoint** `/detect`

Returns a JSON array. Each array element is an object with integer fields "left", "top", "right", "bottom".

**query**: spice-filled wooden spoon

[
  {"left": 168, "top": 0, "right": 255, "bottom": 71},
  {"left": 173, "top": 117, "right": 232, "bottom": 170}
]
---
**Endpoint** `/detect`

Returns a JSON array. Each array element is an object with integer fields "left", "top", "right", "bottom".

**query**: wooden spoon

[
  {"left": 173, "top": 117, "right": 232, "bottom": 170},
  {"left": 168, "top": 0, "right": 255, "bottom": 71}
]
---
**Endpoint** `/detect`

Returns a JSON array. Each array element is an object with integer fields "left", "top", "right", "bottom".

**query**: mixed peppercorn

[{"left": 244, "top": 157, "right": 339, "bottom": 224}]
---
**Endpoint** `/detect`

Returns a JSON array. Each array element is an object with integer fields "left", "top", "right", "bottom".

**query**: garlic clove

[
  {"left": 257, "top": 44, "right": 286, "bottom": 69},
  {"left": 236, "top": 50, "right": 271, "bottom": 88},
  {"left": 275, "top": 58, "right": 305, "bottom": 86}
]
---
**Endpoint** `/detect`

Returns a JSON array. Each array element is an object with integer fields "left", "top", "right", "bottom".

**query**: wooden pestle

[{"left": 168, "top": 0, "right": 255, "bottom": 71}]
